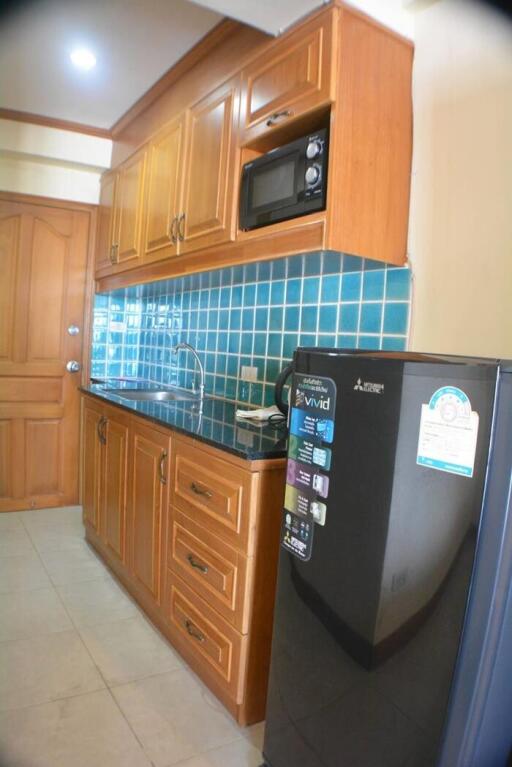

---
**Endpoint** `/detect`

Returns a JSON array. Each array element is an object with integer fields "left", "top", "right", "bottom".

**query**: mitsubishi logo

[{"left": 353, "top": 377, "right": 385, "bottom": 394}]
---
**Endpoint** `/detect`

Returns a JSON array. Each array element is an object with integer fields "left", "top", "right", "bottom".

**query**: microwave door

[{"left": 243, "top": 149, "right": 305, "bottom": 229}]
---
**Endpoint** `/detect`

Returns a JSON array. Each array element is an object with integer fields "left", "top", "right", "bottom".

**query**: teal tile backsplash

[{"left": 91, "top": 251, "right": 411, "bottom": 408}]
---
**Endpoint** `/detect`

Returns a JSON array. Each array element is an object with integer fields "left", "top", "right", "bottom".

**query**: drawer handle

[
  {"left": 190, "top": 482, "right": 212, "bottom": 499},
  {"left": 185, "top": 619, "right": 205, "bottom": 643},
  {"left": 187, "top": 554, "right": 208, "bottom": 574},
  {"left": 266, "top": 109, "right": 293, "bottom": 127},
  {"left": 159, "top": 450, "right": 168, "bottom": 485}
]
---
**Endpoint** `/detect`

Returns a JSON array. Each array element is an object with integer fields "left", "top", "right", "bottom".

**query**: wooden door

[
  {"left": 95, "top": 171, "right": 117, "bottom": 274},
  {"left": 102, "top": 406, "right": 129, "bottom": 564},
  {"left": 130, "top": 421, "right": 170, "bottom": 603},
  {"left": 180, "top": 77, "right": 240, "bottom": 254},
  {"left": 113, "top": 147, "right": 146, "bottom": 269},
  {"left": 240, "top": 11, "right": 336, "bottom": 144},
  {"left": 0, "top": 195, "right": 91, "bottom": 512},
  {"left": 143, "top": 115, "right": 185, "bottom": 264},
  {"left": 82, "top": 398, "right": 104, "bottom": 533}
]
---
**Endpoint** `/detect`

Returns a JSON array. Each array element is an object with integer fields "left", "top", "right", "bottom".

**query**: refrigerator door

[{"left": 263, "top": 350, "right": 498, "bottom": 767}]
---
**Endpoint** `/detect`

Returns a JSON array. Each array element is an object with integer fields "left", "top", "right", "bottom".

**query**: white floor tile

[
  {"left": 39, "top": 542, "right": 109, "bottom": 585},
  {"left": 111, "top": 668, "right": 243, "bottom": 767},
  {"left": 56, "top": 575, "right": 139, "bottom": 628},
  {"left": 79, "top": 614, "right": 183, "bottom": 686},
  {"left": 0, "top": 689, "right": 151, "bottom": 767},
  {"left": 0, "top": 629, "right": 105, "bottom": 711},
  {"left": 0, "top": 524, "right": 35, "bottom": 558},
  {"left": 243, "top": 721, "right": 266, "bottom": 751},
  {"left": 172, "top": 738, "right": 263, "bottom": 767},
  {"left": 0, "top": 551, "right": 52, "bottom": 593},
  {"left": 0, "top": 587, "right": 73, "bottom": 642}
]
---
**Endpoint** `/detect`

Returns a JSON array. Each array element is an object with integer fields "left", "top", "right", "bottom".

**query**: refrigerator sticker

[
  {"left": 288, "top": 435, "right": 332, "bottom": 470},
  {"left": 290, "top": 408, "right": 334, "bottom": 443},
  {"left": 281, "top": 511, "right": 314, "bottom": 561},
  {"left": 284, "top": 484, "right": 328, "bottom": 525},
  {"left": 286, "top": 459, "right": 330, "bottom": 498},
  {"left": 416, "top": 386, "right": 479, "bottom": 478},
  {"left": 293, "top": 375, "right": 337, "bottom": 418}
]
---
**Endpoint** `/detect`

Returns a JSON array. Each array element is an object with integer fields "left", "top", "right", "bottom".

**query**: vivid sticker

[{"left": 416, "top": 386, "right": 479, "bottom": 478}]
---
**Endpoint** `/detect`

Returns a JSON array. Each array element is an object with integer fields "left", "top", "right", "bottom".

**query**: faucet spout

[{"left": 172, "top": 342, "right": 205, "bottom": 399}]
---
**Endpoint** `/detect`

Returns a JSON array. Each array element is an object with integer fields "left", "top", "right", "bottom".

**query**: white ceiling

[
  {"left": 0, "top": 0, "right": 413, "bottom": 131},
  {"left": 0, "top": 0, "right": 223, "bottom": 129}
]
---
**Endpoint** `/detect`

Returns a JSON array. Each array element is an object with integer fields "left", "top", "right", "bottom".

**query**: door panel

[
  {"left": 25, "top": 419, "right": 61, "bottom": 496},
  {"left": 181, "top": 78, "right": 239, "bottom": 254},
  {"left": 115, "top": 148, "right": 146, "bottom": 267},
  {"left": 26, "top": 218, "right": 67, "bottom": 363},
  {"left": 103, "top": 409, "right": 129, "bottom": 564},
  {"left": 130, "top": 423, "right": 169, "bottom": 603},
  {"left": 143, "top": 116, "right": 185, "bottom": 263},
  {"left": 0, "top": 215, "right": 20, "bottom": 363},
  {"left": 0, "top": 420, "right": 14, "bottom": 501},
  {"left": 0, "top": 196, "right": 91, "bottom": 512}
]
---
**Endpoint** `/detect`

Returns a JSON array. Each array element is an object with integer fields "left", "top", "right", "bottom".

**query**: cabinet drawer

[
  {"left": 167, "top": 574, "right": 245, "bottom": 702},
  {"left": 169, "top": 510, "right": 249, "bottom": 632},
  {"left": 171, "top": 442, "right": 254, "bottom": 552},
  {"left": 240, "top": 10, "right": 336, "bottom": 145}
]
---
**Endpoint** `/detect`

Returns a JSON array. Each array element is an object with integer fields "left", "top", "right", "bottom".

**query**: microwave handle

[{"left": 266, "top": 109, "right": 293, "bottom": 127}]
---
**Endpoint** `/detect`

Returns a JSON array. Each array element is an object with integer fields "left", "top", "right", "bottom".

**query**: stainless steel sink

[{"left": 108, "top": 388, "right": 202, "bottom": 402}]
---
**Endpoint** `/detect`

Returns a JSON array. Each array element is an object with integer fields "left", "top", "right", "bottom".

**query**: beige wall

[
  {"left": 407, "top": 0, "right": 512, "bottom": 358},
  {"left": 0, "top": 119, "right": 111, "bottom": 204}
]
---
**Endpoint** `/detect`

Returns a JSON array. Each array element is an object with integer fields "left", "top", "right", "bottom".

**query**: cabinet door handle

[
  {"left": 265, "top": 109, "right": 293, "bottom": 127},
  {"left": 187, "top": 554, "right": 209, "bottom": 574},
  {"left": 109, "top": 245, "right": 116, "bottom": 264},
  {"left": 159, "top": 450, "right": 168, "bottom": 485},
  {"left": 169, "top": 216, "right": 178, "bottom": 245},
  {"left": 185, "top": 619, "right": 205, "bottom": 643},
  {"left": 190, "top": 481, "right": 212, "bottom": 499},
  {"left": 97, "top": 416, "right": 107, "bottom": 445},
  {"left": 177, "top": 213, "right": 185, "bottom": 242}
]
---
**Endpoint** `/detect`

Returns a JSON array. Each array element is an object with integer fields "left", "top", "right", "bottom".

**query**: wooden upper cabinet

[
  {"left": 180, "top": 77, "right": 240, "bottom": 254},
  {"left": 95, "top": 171, "right": 117, "bottom": 273},
  {"left": 240, "top": 10, "right": 337, "bottom": 145},
  {"left": 112, "top": 147, "right": 147, "bottom": 269},
  {"left": 143, "top": 114, "right": 186, "bottom": 264}
]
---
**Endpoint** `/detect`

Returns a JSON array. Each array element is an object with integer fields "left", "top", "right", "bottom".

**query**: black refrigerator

[{"left": 263, "top": 349, "right": 512, "bottom": 767}]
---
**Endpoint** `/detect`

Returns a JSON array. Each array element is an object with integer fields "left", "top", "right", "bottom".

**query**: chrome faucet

[{"left": 172, "top": 342, "right": 205, "bottom": 399}]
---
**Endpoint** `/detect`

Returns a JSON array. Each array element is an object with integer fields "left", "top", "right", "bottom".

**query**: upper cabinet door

[
  {"left": 143, "top": 115, "right": 186, "bottom": 264},
  {"left": 180, "top": 77, "right": 240, "bottom": 255},
  {"left": 240, "top": 11, "right": 337, "bottom": 145},
  {"left": 113, "top": 147, "right": 147, "bottom": 268},
  {"left": 95, "top": 172, "right": 117, "bottom": 274}
]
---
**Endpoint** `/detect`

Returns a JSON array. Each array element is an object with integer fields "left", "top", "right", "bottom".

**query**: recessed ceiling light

[{"left": 70, "top": 48, "right": 96, "bottom": 71}]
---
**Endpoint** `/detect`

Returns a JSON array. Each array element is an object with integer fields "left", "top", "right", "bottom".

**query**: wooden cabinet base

[{"left": 81, "top": 394, "right": 286, "bottom": 725}]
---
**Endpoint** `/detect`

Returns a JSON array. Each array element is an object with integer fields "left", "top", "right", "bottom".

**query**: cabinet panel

[
  {"left": 143, "top": 115, "right": 185, "bottom": 263},
  {"left": 95, "top": 172, "right": 117, "bottom": 273},
  {"left": 181, "top": 78, "right": 239, "bottom": 254},
  {"left": 130, "top": 422, "right": 170, "bottom": 603},
  {"left": 114, "top": 148, "right": 146, "bottom": 267},
  {"left": 103, "top": 408, "right": 129, "bottom": 564},
  {"left": 241, "top": 12, "right": 335, "bottom": 144},
  {"left": 82, "top": 400, "right": 103, "bottom": 533}
]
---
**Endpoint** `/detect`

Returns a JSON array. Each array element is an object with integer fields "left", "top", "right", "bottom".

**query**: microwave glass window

[{"left": 251, "top": 159, "right": 296, "bottom": 209}]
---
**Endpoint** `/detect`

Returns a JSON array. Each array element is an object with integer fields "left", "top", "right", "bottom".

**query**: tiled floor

[{"left": 0, "top": 508, "right": 264, "bottom": 767}]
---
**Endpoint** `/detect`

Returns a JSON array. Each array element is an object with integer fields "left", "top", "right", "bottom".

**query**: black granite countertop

[{"left": 81, "top": 382, "right": 287, "bottom": 461}]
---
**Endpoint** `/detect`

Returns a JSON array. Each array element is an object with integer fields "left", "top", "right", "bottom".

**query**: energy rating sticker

[{"left": 281, "top": 510, "right": 314, "bottom": 562}]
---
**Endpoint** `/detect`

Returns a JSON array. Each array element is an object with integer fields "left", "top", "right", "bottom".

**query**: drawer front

[
  {"left": 241, "top": 11, "right": 336, "bottom": 144},
  {"left": 171, "top": 442, "right": 254, "bottom": 551},
  {"left": 169, "top": 510, "right": 249, "bottom": 632},
  {"left": 167, "top": 574, "right": 245, "bottom": 701}
]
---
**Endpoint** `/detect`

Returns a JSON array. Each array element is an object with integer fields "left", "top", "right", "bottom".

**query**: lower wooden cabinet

[{"left": 81, "top": 393, "right": 285, "bottom": 725}]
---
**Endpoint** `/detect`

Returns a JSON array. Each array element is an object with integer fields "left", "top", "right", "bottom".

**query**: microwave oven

[{"left": 239, "top": 129, "right": 328, "bottom": 231}]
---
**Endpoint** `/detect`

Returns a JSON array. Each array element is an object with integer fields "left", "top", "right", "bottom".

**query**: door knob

[
  {"left": 66, "top": 360, "right": 81, "bottom": 373},
  {"left": 67, "top": 324, "right": 80, "bottom": 336}
]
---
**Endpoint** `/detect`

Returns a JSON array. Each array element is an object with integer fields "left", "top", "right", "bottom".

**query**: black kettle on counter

[{"left": 274, "top": 363, "right": 294, "bottom": 416}]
